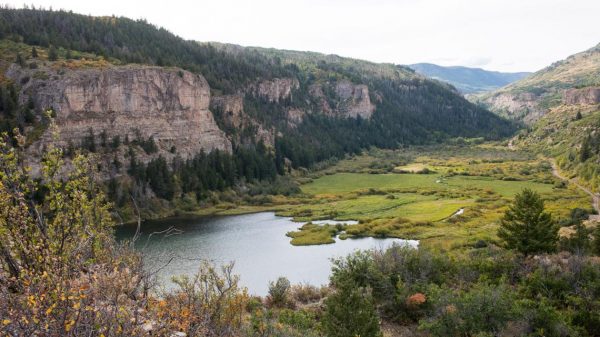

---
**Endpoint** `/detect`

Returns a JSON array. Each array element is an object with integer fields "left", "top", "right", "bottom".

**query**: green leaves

[
  {"left": 323, "top": 278, "right": 382, "bottom": 337},
  {"left": 498, "top": 188, "right": 558, "bottom": 255}
]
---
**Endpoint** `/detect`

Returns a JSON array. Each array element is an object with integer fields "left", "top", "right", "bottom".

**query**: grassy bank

[
  {"left": 119, "top": 144, "right": 592, "bottom": 249},
  {"left": 280, "top": 146, "right": 591, "bottom": 248}
]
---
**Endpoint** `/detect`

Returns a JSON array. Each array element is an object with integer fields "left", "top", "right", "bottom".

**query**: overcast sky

[{"left": 5, "top": 0, "right": 600, "bottom": 72}]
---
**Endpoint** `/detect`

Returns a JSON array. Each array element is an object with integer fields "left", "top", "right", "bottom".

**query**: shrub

[
  {"left": 559, "top": 222, "right": 591, "bottom": 254},
  {"left": 420, "top": 283, "right": 517, "bottom": 336},
  {"left": 267, "top": 277, "right": 291, "bottom": 308},
  {"left": 161, "top": 262, "right": 249, "bottom": 336},
  {"left": 322, "top": 279, "right": 382, "bottom": 337},
  {"left": 278, "top": 308, "right": 318, "bottom": 331},
  {"left": 289, "top": 284, "right": 328, "bottom": 304},
  {"left": 519, "top": 299, "right": 576, "bottom": 337},
  {"left": 473, "top": 239, "right": 488, "bottom": 248},
  {"left": 246, "top": 296, "right": 264, "bottom": 313},
  {"left": 0, "top": 126, "right": 152, "bottom": 336}
]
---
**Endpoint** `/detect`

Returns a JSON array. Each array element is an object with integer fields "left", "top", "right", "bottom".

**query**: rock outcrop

[
  {"left": 213, "top": 78, "right": 376, "bottom": 131},
  {"left": 334, "top": 80, "right": 376, "bottom": 119},
  {"left": 250, "top": 78, "right": 299, "bottom": 103},
  {"left": 309, "top": 80, "right": 376, "bottom": 120},
  {"left": 210, "top": 93, "right": 275, "bottom": 146},
  {"left": 9, "top": 65, "right": 231, "bottom": 160},
  {"left": 482, "top": 92, "right": 542, "bottom": 124},
  {"left": 564, "top": 87, "right": 600, "bottom": 105},
  {"left": 211, "top": 94, "right": 245, "bottom": 129}
]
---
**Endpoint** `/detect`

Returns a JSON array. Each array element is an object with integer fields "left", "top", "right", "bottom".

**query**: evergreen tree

[
  {"left": 322, "top": 279, "right": 382, "bottom": 337},
  {"left": 15, "top": 53, "right": 25, "bottom": 66},
  {"left": 580, "top": 136, "right": 592, "bottom": 162},
  {"left": 561, "top": 221, "right": 591, "bottom": 254},
  {"left": 593, "top": 225, "right": 600, "bottom": 256},
  {"left": 498, "top": 189, "right": 558, "bottom": 255},
  {"left": 48, "top": 45, "right": 58, "bottom": 61}
]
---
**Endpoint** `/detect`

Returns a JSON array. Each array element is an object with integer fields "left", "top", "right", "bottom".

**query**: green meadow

[{"left": 279, "top": 146, "right": 591, "bottom": 249}]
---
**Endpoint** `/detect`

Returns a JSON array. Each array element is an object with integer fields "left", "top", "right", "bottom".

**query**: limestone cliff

[
  {"left": 8, "top": 64, "right": 231, "bottom": 160},
  {"left": 333, "top": 80, "right": 376, "bottom": 119},
  {"left": 250, "top": 78, "right": 299, "bottom": 103},
  {"left": 481, "top": 92, "right": 542, "bottom": 123},
  {"left": 211, "top": 94, "right": 245, "bottom": 129},
  {"left": 212, "top": 77, "right": 376, "bottom": 137},
  {"left": 308, "top": 80, "right": 376, "bottom": 120},
  {"left": 210, "top": 93, "right": 275, "bottom": 146}
]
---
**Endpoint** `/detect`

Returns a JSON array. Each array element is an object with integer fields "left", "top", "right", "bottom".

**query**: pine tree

[
  {"left": 580, "top": 136, "right": 592, "bottom": 162},
  {"left": 48, "top": 45, "right": 58, "bottom": 61},
  {"left": 15, "top": 53, "right": 25, "bottom": 66},
  {"left": 322, "top": 279, "right": 382, "bottom": 337},
  {"left": 561, "top": 221, "right": 591, "bottom": 255},
  {"left": 498, "top": 189, "right": 558, "bottom": 255},
  {"left": 593, "top": 225, "right": 600, "bottom": 256}
]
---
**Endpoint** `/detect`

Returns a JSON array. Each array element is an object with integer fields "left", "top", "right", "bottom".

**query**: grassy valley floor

[
  {"left": 180, "top": 144, "right": 592, "bottom": 250},
  {"left": 283, "top": 147, "right": 590, "bottom": 248}
]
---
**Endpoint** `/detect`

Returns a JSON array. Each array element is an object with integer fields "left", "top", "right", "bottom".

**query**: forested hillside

[{"left": 0, "top": 7, "right": 515, "bottom": 212}]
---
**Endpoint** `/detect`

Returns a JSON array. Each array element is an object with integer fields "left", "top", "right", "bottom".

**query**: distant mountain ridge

[{"left": 409, "top": 63, "right": 530, "bottom": 94}]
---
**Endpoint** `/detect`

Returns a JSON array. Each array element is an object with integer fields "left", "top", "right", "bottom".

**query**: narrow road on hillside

[{"left": 550, "top": 159, "right": 600, "bottom": 220}]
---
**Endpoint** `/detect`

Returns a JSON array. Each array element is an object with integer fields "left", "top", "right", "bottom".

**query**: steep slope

[
  {"left": 0, "top": 8, "right": 516, "bottom": 206},
  {"left": 409, "top": 63, "right": 530, "bottom": 94},
  {"left": 477, "top": 43, "right": 600, "bottom": 124},
  {"left": 498, "top": 43, "right": 600, "bottom": 191},
  {"left": 0, "top": 9, "right": 514, "bottom": 161},
  {"left": 512, "top": 105, "right": 600, "bottom": 192},
  {"left": 7, "top": 64, "right": 231, "bottom": 161}
]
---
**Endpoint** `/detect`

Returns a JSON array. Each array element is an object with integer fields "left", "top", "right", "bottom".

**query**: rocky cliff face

[
  {"left": 211, "top": 94, "right": 245, "bottom": 129},
  {"left": 482, "top": 86, "right": 600, "bottom": 125},
  {"left": 564, "top": 87, "right": 600, "bottom": 105},
  {"left": 212, "top": 78, "right": 376, "bottom": 133},
  {"left": 250, "top": 78, "right": 299, "bottom": 103},
  {"left": 308, "top": 80, "right": 376, "bottom": 120},
  {"left": 333, "top": 80, "right": 376, "bottom": 119},
  {"left": 8, "top": 65, "right": 231, "bottom": 160},
  {"left": 481, "top": 92, "right": 542, "bottom": 124},
  {"left": 9, "top": 62, "right": 380, "bottom": 161}
]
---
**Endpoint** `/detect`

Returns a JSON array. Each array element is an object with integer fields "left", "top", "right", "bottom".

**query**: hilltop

[{"left": 476, "top": 43, "right": 600, "bottom": 123}]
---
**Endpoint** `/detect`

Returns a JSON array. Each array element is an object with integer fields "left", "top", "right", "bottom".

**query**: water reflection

[{"left": 115, "top": 212, "right": 417, "bottom": 295}]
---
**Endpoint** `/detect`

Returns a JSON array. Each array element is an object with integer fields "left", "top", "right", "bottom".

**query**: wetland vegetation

[{"left": 183, "top": 144, "right": 591, "bottom": 249}]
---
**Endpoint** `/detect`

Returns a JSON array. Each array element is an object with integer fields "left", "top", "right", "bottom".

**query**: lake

[{"left": 115, "top": 212, "right": 418, "bottom": 295}]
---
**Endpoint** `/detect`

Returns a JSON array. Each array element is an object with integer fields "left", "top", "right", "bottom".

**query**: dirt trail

[{"left": 550, "top": 159, "right": 600, "bottom": 220}]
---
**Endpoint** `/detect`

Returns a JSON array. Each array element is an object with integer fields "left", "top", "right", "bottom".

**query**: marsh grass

[{"left": 281, "top": 147, "right": 591, "bottom": 248}]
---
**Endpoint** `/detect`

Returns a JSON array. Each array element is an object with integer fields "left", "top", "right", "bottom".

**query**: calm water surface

[{"left": 115, "top": 212, "right": 417, "bottom": 295}]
